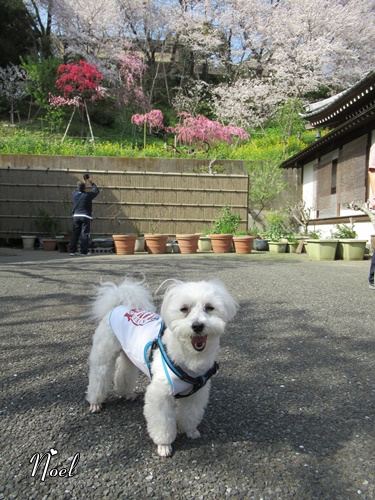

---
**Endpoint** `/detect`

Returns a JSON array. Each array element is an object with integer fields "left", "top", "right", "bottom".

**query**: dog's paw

[
  {"left": 157, "top": 445, "right": 173, "bottom": 457},
  {"left": 89, "top": 403, "right": 102, "bottom": 413},
  {"left": 186, "top": 429, "right": 201, "bottom": 439},
  {"left": 125, "top": 392, "right": 137, "bottom": 401}
]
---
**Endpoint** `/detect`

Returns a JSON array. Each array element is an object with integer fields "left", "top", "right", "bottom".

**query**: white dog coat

[{"left": 109, "top": 306, "right": 196, "bottom": 396}]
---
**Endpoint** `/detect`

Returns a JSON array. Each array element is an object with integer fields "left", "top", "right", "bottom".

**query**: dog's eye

[
  {"left": 180, "top": 306, "right": 189, "bottom": 314},
  {"left": 205, "top": 305, "right": 215, "bottom": 312}
]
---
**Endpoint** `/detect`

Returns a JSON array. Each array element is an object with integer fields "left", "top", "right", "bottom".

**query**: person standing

[{"left": 69, "top": 175, "right": 100, "bottom": 256}]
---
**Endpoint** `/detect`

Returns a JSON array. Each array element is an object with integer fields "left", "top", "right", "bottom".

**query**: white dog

[{"left": 86, "top": 276, "right": 238, "bottom": 457}]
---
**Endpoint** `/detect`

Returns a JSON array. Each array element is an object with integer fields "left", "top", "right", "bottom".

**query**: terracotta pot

[
  {"left": 233, "top": 235, "right": 254, "bottom": 254},
  {"left": 144, "top": 234, "right": 168, "bottom": 254},
  {"left": 112, "top": 234, "right": 137, "bottom": 255},
  {"left": 210, "top": 234, "right": 233, "bottom": 253},
  {"left": 176, "top": 234, "right": 199, "bottom": 254},
  {"left": 42, "top": 238, "right": 57, "bottom": 251}
]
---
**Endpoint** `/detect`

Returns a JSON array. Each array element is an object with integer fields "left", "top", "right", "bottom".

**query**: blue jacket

[{"left": 72, "top": 184, "right": 99, "bottom": 218}]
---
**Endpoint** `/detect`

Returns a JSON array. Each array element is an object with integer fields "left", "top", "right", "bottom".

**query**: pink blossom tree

[
  {"left": 131, "top": 110, "right": 165, "bottom": 149},
  {"left": 118, "top": 50, "right": 149, "bottom": 113},
  {"left": 170, "top": 113, "right": 249, "bottom": 151}
]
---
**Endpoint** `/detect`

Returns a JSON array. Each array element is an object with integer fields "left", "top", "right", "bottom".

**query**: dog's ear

[
  {"left": 210, "top": 280, "right": 239, "bottom": 321},
  {"left": 156, "top": 279, "right": 183, "bottom": 296},
  {"left": 160, "top": 280, "right": 183, "bottom": 318}
]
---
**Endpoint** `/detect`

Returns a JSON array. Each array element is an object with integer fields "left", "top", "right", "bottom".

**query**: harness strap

[
  {"left": 147, "top": 326, "right": 219, "bottom": 399},
  {"left": 144, "top": 321, "right": 165, "bottom": 378}
]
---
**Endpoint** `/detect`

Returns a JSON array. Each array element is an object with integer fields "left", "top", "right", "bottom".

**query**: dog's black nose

[{"left": 192, "top": 322, "right": 205, "bottom": 333}]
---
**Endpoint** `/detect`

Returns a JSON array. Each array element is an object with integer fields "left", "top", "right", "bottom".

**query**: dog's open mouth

[{"left": 191, "top": 335, "right": 207, "bottom": 351}]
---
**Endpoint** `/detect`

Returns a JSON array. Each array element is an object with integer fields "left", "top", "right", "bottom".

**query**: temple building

[{"left": 282, "top": 70, "right": 375, "bottom": 241}]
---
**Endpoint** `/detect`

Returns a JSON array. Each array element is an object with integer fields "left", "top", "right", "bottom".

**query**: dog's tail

[{"left": 91, "top": 275, "right": 156, "bottom": 321}]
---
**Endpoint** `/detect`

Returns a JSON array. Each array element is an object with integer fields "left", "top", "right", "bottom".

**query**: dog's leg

[
  {"left": 143, "top": 381, "right": 177, "bottom": 457},
  {"left": 86, "top": 323, "right": 122, "bottom": 412},
  {"left": 114, "top": 351, "right": 139, "bottom": 401},
  {"left": 177, "top": 383, "right": 210, "bottom": 439}
]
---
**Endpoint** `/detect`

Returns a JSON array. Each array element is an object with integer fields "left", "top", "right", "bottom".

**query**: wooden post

[
  {"left": 61, "top": 107, "right": 76, "bottom": 143},
  {"left": 295, "top": 239, "right": 305, "bottom": 254},
  {"left": 84, "top": 100, "right": 95, "bottom": 143}
]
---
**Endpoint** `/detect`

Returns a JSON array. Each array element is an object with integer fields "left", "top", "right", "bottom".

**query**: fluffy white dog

[{"left": 86, "top": 276, "right": 238, "bottom": 457}]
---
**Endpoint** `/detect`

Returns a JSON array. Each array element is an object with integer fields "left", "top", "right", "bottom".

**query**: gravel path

[{"left": 0, "top": 249, "right": 374, "bottom": 499}]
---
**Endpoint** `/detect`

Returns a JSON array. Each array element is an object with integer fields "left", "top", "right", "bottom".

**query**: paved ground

[{"left": 0, "top": 248, "right": 374, "bottom": 499}]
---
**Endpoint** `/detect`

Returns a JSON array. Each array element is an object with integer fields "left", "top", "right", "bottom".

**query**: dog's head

[{"left": 160, "top": 280, "right": 238, "bottom": 354}]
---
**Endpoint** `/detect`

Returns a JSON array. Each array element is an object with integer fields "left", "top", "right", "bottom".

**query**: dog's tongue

[{"left": 191, "top": 336, "right": 207, "bottom": 351}]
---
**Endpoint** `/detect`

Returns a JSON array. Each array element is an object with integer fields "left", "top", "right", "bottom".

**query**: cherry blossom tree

[
  {"left": 131, "top": 109, "right": 165, "bottom": 148},
  {"left": 118, "top": 48, "right": 149, "bottom": 113},
  {"left": 23, "top": 0, "right": 375, "bottom": 129},
  {"left": 170, "top": 113, "right": 249, "bottom": 150},
  {"left": 115, "top": 0, "right": 171, "bottom": 66},
  {"left": 171, "top": 81, "right": 210, "bottom": 116},
  {"left": 0, "top": 64, "right": 28, "bottom": 125},
  {"left": 212, "top": 78, "right": 279, "bottom": 130}
]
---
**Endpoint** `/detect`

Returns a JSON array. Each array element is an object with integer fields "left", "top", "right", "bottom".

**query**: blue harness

[{"left": 145, "top": 323, "right": 219, "bottom": 399}]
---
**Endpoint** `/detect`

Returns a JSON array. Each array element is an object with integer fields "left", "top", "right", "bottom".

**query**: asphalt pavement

[{"left": 0, "top": 248, "right": 374, "bottom": 499}]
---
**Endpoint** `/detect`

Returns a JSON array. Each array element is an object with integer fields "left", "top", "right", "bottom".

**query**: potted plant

[
  {"left": 233, "top": 231, "right": 255, "bottom": 254},
  {"left": 198, "top": 228, "right": 213, "bottom": 252},
  {"left": 107, "top": 206, "right": 144, "bottom": 254},
  {"left": 286, "top": 235, "right": 299, "bottom": 253},
  {"left": 35, "top": 209, "right": 60, "bottom": 251},
  {"left": 210, "top": 205, "right": 242, "bottom": 253},
  {"left": 253, "top": 227, "right": 270, "bottom": 251},
  {"left": 306, "top": 233, "right": 339, "bottom": 261},
  {"left": 144, "top": 233, "right": 168, "bottom": 254},
  {"left": 144, "top": 207, "right": 168, "bottom": 254},
  {"left": 264, "top": 211, "right": 288, "bottom": 253},
  {"left": 331, "top": 219, "right": 367, "bottom": 260},
  {"left": 112, "top": 234, "right": 138, "bottom": 255},
  {"left": 21, "top": 235, "right": 36, "bottom": 250},
  {"left": 176, "top": 234, "right": 200, "bottom": 254},
  {"left": 21, "top": 213, "right": 37, "bottom": 250},
  {"left": 134, "top": 233, "right": 146, "bottom": 252}
]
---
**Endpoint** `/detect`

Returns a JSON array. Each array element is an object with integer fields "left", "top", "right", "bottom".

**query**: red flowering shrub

[{"left": 50, "top": 60, "right": 106, "bottom": 108}]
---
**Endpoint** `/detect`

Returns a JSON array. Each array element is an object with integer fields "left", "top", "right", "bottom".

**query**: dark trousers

[
  {"left": 369, "top": 250, "right": 375, "bottom": 284},
  {"left": 70, "top": 217, "right": 91, "bottom": 254}
]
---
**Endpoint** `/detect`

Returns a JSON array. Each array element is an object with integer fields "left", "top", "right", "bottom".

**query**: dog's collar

[{"left": 150, "top": 325, "right": 219, "bottom": 399}]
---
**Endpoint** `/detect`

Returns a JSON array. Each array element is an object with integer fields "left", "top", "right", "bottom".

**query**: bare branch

[
  {"left": 287, "top": 201, "right": 311, "bottom": 235},
  {"left": 348, "top": 201, "right": 375, "bottom": 231}
]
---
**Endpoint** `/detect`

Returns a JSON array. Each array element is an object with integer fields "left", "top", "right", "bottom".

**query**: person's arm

[{"left": 87, "top": 177, "right": 99, "bottom": 194}]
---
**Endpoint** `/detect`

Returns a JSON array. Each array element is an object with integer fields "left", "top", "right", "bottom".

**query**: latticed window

[{"left": 315, "top": 136, "right": 367, "bottom": 217}]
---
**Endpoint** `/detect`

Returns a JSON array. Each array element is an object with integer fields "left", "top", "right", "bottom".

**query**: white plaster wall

[
  {"left": 309, "top": 221, "right": 374, "bottom": 244},
  {"left": 302, "top": 161, "right": 317, "bottom": 218},
  {"left": 301, "top": 159, "right": 374, "bottom": 245}
]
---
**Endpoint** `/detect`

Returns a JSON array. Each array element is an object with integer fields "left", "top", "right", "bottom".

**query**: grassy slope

[{"left": 0, "top": 119, "right": 317, "bottom": 163}]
